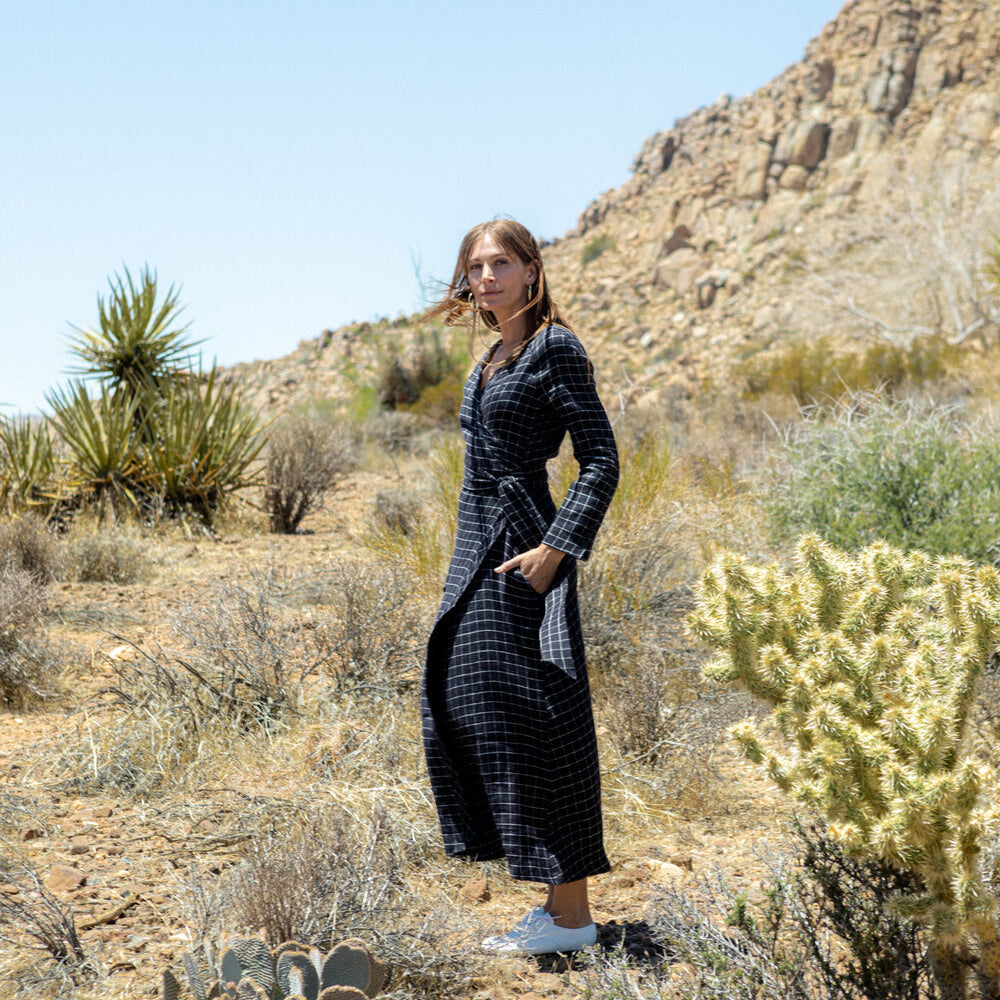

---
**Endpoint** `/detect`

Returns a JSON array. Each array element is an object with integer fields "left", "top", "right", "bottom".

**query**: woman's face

[{"left": 465, "top": 233, "right": 537, "bottom": 323}]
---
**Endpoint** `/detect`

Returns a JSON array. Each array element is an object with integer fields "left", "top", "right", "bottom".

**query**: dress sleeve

[{"left": 536, "top": 328, "right": 620, "bottom": 560}]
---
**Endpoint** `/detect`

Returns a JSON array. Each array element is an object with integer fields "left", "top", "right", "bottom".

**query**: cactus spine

[{"left": 689, "top": 534, "right": 1000, "bottom": 1000}]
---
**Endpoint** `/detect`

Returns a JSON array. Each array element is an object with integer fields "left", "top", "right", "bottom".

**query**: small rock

[
  {"left": 670, "top": 855, "right": 694, "bottom": 872},
  {"left": 20, "top": 826, "right": 45, "bottom": 841},
  {"left": 0, "top": 884, "right": 20, "bottom": 895},
  {"left": 92, "top": 805, "right": 115, "bottom": 818},
  {"left": 49, "top": 865, "right": 86, "bottom": 892},
  {"left": 459, "top": 877, "right": 490, "bottom": 903},
  {"left": 70, "top": 843, "right": 92, "bottom": 856}
]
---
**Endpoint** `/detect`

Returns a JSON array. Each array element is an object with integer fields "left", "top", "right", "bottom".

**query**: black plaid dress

[{"left": 422, "top": 324, "right": 619, "bottom": 884}]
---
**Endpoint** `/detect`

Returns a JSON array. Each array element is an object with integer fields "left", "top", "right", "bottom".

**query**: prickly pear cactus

[
  {"left": 164, "top": 936, "right": 388, "bottom": 1000},
  {"left": 688, "top": 534, "right": 1000, "bottom": 1000}
]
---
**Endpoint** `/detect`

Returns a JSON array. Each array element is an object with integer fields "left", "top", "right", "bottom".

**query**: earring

[{"left": 526, "top": 283, "right": 534, "bottom": 301}]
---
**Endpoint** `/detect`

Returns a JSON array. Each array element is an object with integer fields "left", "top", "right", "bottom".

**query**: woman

[{"left": 421, "top": 219, "right": 619, "bottom": 955}]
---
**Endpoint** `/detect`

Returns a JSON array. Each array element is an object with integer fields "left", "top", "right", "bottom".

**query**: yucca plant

[
  {"left": 142, "top": 367, "right": 266, "bottom": 524},
  {"left": 45, "top": 382, "right": 146, "bottom": 521},
  {"left": 0, "top": 415, "right": 55, "bottom": 514},
  {"left": 66, "top": 265, "right": 202, "bottom": 404}
]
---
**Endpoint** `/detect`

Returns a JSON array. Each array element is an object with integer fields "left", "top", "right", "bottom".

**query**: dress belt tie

[
  {"left": 462, "top": 471, "right": 551, "bottom": 545},
  {"left": 461, "top": 470, "right": 549, "bottom": 496}
]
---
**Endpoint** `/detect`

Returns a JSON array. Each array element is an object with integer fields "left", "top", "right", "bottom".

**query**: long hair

[{"left": 424, "top": 219, "right": 572, "bottom": 367}]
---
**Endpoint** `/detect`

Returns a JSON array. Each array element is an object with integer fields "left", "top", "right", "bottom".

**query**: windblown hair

[{"left": 424, "top": 219, "right": 573, "bottom": 367}]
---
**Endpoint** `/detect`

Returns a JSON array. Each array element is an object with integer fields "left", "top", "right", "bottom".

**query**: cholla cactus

[{"left": 688, "top": 534, "right": 1000, "bottom": 1000}]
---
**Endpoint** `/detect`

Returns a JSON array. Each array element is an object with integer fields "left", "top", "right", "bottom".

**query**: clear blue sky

[{"left": 1, "top": 0, "right": 844, "bottom": 414}]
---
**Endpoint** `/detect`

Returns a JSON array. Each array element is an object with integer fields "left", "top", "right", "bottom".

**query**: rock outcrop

[{"left": 232, "top": 0, "right": 1000, "bottom": 413}]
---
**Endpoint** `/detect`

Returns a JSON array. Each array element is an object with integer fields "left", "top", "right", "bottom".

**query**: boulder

[
  {"left": 955, "top": 92, "right": 1000, "bottom": 143},
  {"left": 662, "top": 225, "right": 694, "bottom": 256},
  {"left": 653, "top": 248, "right": 701, "bottom": 296},
  {"left": 827, "top": 118, "right": 859, "bottom": 159},
  {"left": 789, "top": 122, "right": 831, "bottom": 169},
  {"left": 736, "top": 141, "right": 773, "bottom": 200},
  {"left": 779, "top": 165, "right": 811, "bottom": 191},
  {"left": 866, "top": 46, "right": 920, "bottom": 120},
  {"left": 806, "top": 59, "right": 835, "bottom": 101}
]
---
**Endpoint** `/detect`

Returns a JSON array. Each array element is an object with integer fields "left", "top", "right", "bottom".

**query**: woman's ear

[{"left": 528, "top": 263, "right": 539, "bottom": 284}]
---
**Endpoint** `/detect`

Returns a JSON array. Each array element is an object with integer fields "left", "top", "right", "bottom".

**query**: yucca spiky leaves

[
  {"left": 45, "top": 381, "right": 146, "bottom": 519},
  {"left": 66, "top": 265, "right": 201, "bottom": 396},
  {"left": 0, "top": 415, "right": 55, "bottom": 513},
  {"left": 690, "top": 535, "right": 1000, "bottom": 994}
]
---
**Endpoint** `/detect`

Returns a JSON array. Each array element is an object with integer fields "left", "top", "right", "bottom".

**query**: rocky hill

[{"left": 232, "top": 0, "right": 1000, "bottom": 414}]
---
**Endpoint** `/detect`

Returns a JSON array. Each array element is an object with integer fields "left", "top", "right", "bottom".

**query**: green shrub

[
  {"left": 66, "top": 264, "right": 199, "bottom": 400},
  {"left": 739, "top": 334, "right": 957, "bottom": 404},
  {"left": 45, "top": 381, "right": 146, "bottom": 521},
  {"left": 582, "top": 233, "right": 615, "bottom": 265},
  {"left": 376, "top": 326, "right": 467, "bottom": 419},
  {"left": 767, "top": 394, "right": 1000, "bottom": 560},
  {"left": 45, "top": 267, "right": 264, "bottom": 526}
]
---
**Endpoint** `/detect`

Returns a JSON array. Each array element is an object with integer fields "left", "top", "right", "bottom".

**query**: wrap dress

[{"left": 422, "top": 323, "right": 619, "bottom": 884}]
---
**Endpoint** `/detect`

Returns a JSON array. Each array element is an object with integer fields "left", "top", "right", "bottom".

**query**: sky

[{"left": 1, "top": 0, "right": 845, "bottom": 415}]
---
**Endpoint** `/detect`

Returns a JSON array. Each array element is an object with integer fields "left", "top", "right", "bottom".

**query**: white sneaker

[{"left": 481, "top": 907, "right": 598, "bottom": 955}]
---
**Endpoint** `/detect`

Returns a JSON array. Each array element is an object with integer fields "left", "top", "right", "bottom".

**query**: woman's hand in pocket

[{"left": 495, "top": 543, "right": 566, "bottom": 594}]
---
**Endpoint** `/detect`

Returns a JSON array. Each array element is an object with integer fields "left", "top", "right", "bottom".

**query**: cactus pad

[
  {"left": 277, "top": 951, "right": 320, "bottom": 1000},
  {"left": 321, "top": 941, "right": 372, "bottom": 993},
  {"left": 162, "top": 969, "right": 184, "bottom": 1000},
  {"left": 183, "top": 952, "right": 207, "bottom": 1000},
  {"left": 272, "top": 940, "right": 311, "bottom": 961},
  {"left": 234, "top": 979, "right": 268, "bottom": 1000},
  {"left": 318, "top": 989, "right": 368, "bottom": 1000}
]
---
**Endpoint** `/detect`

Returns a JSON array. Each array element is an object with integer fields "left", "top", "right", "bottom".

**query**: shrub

[
  {"left": 625, "top": 824, "right": 928, "bottom": 1000},
  {"left": 60, "top": 528, "right": 149, "bottom": 584},
  {"left": 0, "top": 847, "right": 85, "bottom": 966},
  {"left": 221, "top": 806, "right": 399, "bottom": 947},
  {"left": 265, "top": 411, "right": 355, "bottom": 534},
  {"left": 69, "top": 563, "right": 424, "bottom": 795},
  {"left": 141, "top": 367, "right": 266, "bottom": 524},
  {"left": 48, "top": 267, "right": 264, "bottom": 526},
  {"left": 739, "top": 334, "right": 956, "bottom": 404},
  {"left": 0, "top": 565, "right": 58, "bottom": 708},
  {"left": 375, "top": 325, "right": 468, "bottom": 418},
  {"left": 0, "top": 516, "right": 58, "bottom": 583},
  {"left": 66, "top": 264, "right": 199, "bottom": 399},
  {"left": 766, "top": 394, "right": 1000, "bottom": 560},
  {"left": 582, "top": 233, "right": 616, "bottom": 265},
  {"left": 371, "top": 488, "right": 422, "bottom": 536},
  {"left": 45, "top": 381, "right": 146, "bottom": 521},
  {"left": 689, "top": 534, "right": 1000, "bottom": 997}
]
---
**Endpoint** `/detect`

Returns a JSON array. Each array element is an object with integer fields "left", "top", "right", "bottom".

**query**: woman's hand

[{"left": 495, "top": 543, "right": 566, "bottom": 594}]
